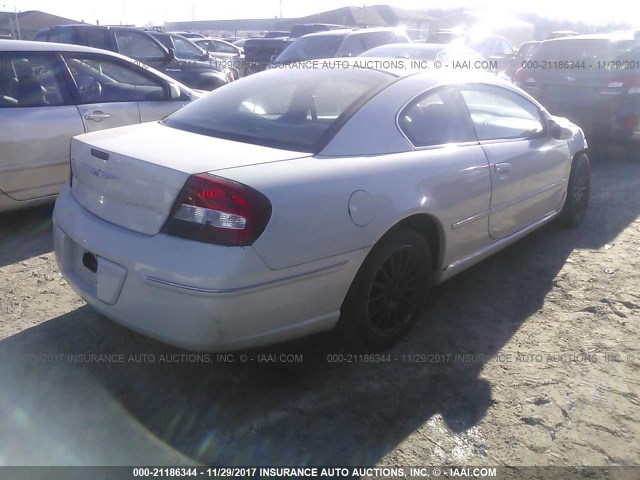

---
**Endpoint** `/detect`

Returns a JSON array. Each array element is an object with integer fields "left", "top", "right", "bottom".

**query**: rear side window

[
  {"left": 58, "top": 29, "right": 74, "bottom": 44},
  {"left": 398, "top": 88, "right": 474, "bottom": 147},
  {"left": 35, "top": 28, "right": 73, "bottom": 44},
  {"left": 79, "top": 28, "right": 109, "bottom": 49},
  {"left": 460, "top": 84, "right": 544, "bottom": 140},
  {"left": 0, "top": 53, "right": 69, "bottom": 107},
  {"left": 163, "top": 68, "right": 393, "bottom": 152}
]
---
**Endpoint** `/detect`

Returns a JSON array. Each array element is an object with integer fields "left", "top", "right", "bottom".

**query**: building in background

[
  {"left": 0, "top": 10, "right": 82, "bottom": 40},
  {"left": 166, "top": 5, "right": 434, "bottom": 38}
]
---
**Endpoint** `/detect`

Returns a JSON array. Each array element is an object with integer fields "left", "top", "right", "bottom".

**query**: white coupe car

[{"left": 53, "top": 64, "right": 590, "bottom": 351}]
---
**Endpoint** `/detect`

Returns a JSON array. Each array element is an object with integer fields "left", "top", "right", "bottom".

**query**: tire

[
  {"left": 338, "top": 229, "right": 431, "bottom": 351},
  {"left": 558, "top": 153, "right": 590, "bottom": 228}
]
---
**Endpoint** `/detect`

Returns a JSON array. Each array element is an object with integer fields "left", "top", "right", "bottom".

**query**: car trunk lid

[{"left": 70, "top": 121, "right": 310, "bottom": 235}]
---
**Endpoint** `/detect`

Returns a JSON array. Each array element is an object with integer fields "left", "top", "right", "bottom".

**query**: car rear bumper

[{"left": 52, "top": 185, "right": 365, "bottom": 351}]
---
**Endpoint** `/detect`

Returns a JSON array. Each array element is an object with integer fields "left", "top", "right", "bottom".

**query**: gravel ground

[{"left": 0, "top": 149, "right": 638, "bottom": 470}]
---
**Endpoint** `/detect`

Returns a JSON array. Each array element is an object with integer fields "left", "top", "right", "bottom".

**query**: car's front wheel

[
  {"left": 558, "top": 153, "right": 590, "bottom": 228},
  {"left": 338, "top": 229, "right": 431, "bottom": 350}
]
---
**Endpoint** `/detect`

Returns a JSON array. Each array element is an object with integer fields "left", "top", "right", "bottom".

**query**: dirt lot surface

[{"left": 0, "top": 149, "right": 638, "bottom": 470}]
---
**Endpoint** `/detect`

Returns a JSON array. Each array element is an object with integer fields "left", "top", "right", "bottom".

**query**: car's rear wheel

[
  {"left": 338, "top": 230, "right": 431, "bottom": 350},
  {"left": 558, "top": 153, "right": 590, "bottom": 228}
]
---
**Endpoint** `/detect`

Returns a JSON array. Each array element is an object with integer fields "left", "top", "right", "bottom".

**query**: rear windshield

[
  {"left": 276, "top": 36, "right": 343, "bottom": 63},
  {"left": 163, "top": 68, "right": 393, "bottom": 152},
  {"left": 532, "top": 38, "right": 640, "bottom": 67}
]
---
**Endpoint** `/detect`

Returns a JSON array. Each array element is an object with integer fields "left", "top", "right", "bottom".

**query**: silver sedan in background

[
  {"left": 0, "top": 40, "right": 199, "bottom": 212},
  {"left": 53, "top": 63, "right": 590, "bottom": 352}
]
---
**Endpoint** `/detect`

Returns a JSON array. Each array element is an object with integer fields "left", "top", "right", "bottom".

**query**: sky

[{"left": 2, "top": 0, "right": 638, "bottom": 28}]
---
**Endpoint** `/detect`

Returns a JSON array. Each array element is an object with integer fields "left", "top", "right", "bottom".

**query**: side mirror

[
  {"left": 548, "top": 120, "right": 572, "bottom": 140},
  {"left": 165, "top": 47, "right": 176, "bottom": 63},
  {"left": 168, "top": 83, "right": 181, "bottom": 99}
]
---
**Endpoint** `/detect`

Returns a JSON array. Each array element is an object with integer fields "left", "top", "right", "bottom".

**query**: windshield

[
  {"left": 276, "top": 36, "right": 343, "bottom": 63},
  {"left": 163, "top": 68, "right": 393, "bottom": 152}
]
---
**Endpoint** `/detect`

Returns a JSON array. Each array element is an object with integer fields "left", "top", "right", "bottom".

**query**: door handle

[
  {"left": 494, "top": 163, "right": 511, "bottom": 174},
  {"left": 84, "top": 111, "right": 111, "bottom": 122}
]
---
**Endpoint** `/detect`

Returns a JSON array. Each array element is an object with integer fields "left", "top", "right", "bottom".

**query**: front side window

[
  {"left": 163, "top": 68, "right": 393, "bottom": 151},
  {"left": 215, "top": 41, "right": 239, "bottom": 54},
  {"left": 460, "top": 84, "right": 544, "bottom": 140},
  {"left": 63, "top": 54, "right": 168, "bottom": 104},
  {"left": 172, "top": 36, "right": 205, "bottom": 60},
  {"left": 398, "top": 88, "right": 474, "bottom": 147},
  {"left": 0, "top": 53, "right": 67, "bottom": 108},
  {"left": 115, "top": 30, "right": 166, "bottom": 62}
]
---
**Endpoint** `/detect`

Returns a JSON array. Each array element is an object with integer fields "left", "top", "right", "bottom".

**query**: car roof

[
  {"left": 0, "top": 39, "right": 112, "bottom": 54},
  {"left": 307, "top": 57, "right": 505, "bottom": 83},
  {"left": 369, "top": 43, "right": 458, "bottom": 51},
  {"left": 38, "top": 24, "right": 136, "bottom": 32},
  {"left": 299, "top": 27, "right": 405, "bottom": 39}
]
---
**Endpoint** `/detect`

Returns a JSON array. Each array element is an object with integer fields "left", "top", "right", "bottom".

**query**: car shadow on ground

[
  {"left": 0, "top": 204, "right": 54, "bottom": 268},
  {"left": 0, "top": 156, "right": 639, "bottom": 466}
]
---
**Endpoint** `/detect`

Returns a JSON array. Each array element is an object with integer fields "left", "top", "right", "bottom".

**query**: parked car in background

[
  {"left": 35, "top": 25, "right": 230, "bottom": 90},
  {"left": 468, "top": 34, "right": 518, "bottom": 73},
  {"left": 515, "top": 32, "right": 640, "bottom": 160},
  {"left": 192, "top": 37, "right": 245, "bottom": 77},
  {"left": 0, "top": 40, "right": 199, "bottom": 212},
  {"left": 503, "top": 40, "right": 541, "bottom": 79},
  {"left": 148, "top": 31, "right": 236, "bottom": 82},
  {"left": 244, "top": 24, "right": 345, "bottom": 74},
  {"left": 426, "top": 28, "right": 464, "bottom": 45},
  {"left": 425, "top": 30, "right": 518, "bottom": 76},
  {"left": 53, "top": 63, "right": 589, "bottom": 352},
  {"left": 272, "top": 28, "right": 411, "bottom": 66},
  {"left": 359, "top": 42, "right": 486, "bottom": 64}
]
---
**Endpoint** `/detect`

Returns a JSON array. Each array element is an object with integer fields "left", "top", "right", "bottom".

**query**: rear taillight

[
  {"left": 624, "top": 113, "right": 637, "bottom": 130},
  {"left": 162, "top": 173, "right": 272, "bottom": 246},
  {"left": 514, "top": 68, "right": 536, "bottom": 85}
]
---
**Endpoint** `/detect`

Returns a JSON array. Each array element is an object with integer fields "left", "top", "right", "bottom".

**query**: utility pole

[{"left": 14, "top": 6, "right": 21, "bottom": 39}]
